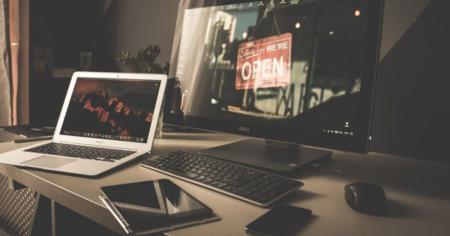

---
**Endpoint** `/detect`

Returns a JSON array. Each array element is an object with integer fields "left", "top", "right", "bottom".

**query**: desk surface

[{"left": 0, "top": 130, "right": 449, "bottom": 236}]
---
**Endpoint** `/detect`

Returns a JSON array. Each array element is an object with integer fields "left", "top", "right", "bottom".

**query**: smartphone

[{"left": 245, "top": 204, "right": 312, "bottom": 236}]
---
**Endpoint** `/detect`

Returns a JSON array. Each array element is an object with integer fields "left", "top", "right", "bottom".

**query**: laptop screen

[{"left": 60, "top": 78, "right": 161, "bottom": 143}]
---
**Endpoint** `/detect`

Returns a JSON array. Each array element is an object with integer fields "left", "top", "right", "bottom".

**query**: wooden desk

[{"left": 0, "top": 130, "right": 449, "bottom": 236}]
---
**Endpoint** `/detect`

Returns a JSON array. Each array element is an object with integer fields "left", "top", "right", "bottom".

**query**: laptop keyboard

[
  {"left": 25, "top": 143, "right": 135, "bottom": 162},
  {"left": 142, "top": 151, "right": 303, "bottom": 206}
]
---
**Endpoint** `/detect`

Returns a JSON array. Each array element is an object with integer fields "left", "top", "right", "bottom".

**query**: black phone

[{"left": 245, "top": 204, "right": 312, "bottom": 236}]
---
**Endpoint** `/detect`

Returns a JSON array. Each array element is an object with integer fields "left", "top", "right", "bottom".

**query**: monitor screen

[
  {"left": 171, "top": 0, "right": 382, "bottom": 152},
  {"left": 60, "top": 78, "right": 161, "bottom": 143}
]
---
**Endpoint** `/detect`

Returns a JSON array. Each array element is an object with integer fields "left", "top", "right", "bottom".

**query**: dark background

[
  {"left": 371, "top": 0, "right": 450, "bottom": 162},
  {"left": 29, "top": 0, "right": 450, "bottom": 163}
]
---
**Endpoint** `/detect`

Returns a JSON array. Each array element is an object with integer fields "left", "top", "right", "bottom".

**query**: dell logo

[{"left": 238, "top": 126, "right": 250, "bottom": 133}]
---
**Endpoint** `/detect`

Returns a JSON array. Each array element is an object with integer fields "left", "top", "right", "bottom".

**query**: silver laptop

[{"left": 0, "top": 72, "right": 167, "bottom": 176}]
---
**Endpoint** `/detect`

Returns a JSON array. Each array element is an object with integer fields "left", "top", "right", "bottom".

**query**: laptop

[{"left": 0, "top": 72, "right": 167, "bottom": 176}]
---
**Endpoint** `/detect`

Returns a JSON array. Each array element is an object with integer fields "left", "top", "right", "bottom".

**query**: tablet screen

[
  {"left": 101, "top": 179, "right": 211, "bottom": 217},
  {"left": 101, "top": 181, "right": 161, "bottom": 209},
  {"left": 159, "top": 179, "right": 209, "bottom": 217}
]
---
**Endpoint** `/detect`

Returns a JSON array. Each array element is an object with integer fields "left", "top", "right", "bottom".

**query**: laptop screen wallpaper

[{"left": 60, "top": 78, "right": 161, "bottom": 143}]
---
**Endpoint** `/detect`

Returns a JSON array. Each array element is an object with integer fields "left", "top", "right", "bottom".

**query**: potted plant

[{"left": 117, "top": 44, "right": 170, "bottom": 138}]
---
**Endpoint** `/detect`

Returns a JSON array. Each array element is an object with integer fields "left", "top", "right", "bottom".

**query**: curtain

[
  {"left": 9, "top": 0, "right": 18, "bottom": 125},
  {"left": 8, "top": 0, "right": 28, "bottom": 125},
  {"left": 0, "top": 0, "right": 12, "bottom": 126}
]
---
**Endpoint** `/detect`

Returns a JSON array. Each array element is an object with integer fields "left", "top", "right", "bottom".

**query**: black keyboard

[
  {"left": 25, "top": 143, "right": 135, "bottom": 162},
  {"left": 141, "top": 151, "right": 303, "bottom": 207}
]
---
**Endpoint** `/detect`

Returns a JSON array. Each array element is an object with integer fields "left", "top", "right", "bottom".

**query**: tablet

[{"left": 100, "top": 179, "right": 212, "bottom": 218}]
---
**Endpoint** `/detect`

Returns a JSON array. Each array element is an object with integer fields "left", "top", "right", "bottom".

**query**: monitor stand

[{"left": 199, "top": 139, "right": 332, "bottom": 174}]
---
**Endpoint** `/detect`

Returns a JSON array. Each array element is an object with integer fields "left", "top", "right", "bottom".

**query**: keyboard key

[{"left": 25, "top": 143, "right": 135, "bottom": 162}]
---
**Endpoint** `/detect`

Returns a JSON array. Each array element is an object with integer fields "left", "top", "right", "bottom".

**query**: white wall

[
  {"left": 380, "top": 0, "right": 432, "bottom": 60},
  {"left": 107, "top": 0, "right": 179, "bottom": 65}
]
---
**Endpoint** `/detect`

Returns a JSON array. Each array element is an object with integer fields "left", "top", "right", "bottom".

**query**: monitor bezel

[{"left": 172, "top": 0, "right": 384, "bottom": 153}]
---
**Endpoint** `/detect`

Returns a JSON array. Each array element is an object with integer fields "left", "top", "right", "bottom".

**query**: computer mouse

[{"left": 344, "top": 182, "right": 387, "bottom": 216}]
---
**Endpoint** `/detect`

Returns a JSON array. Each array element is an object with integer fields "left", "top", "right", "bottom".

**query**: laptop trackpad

[{"left": 21, "top": 156, "right": 76, "bottom": 169}]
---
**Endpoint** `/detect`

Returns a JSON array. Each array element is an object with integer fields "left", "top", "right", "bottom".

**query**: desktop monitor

[{"left": 168, "top": 0, "right": 384, "bottom": 173}]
